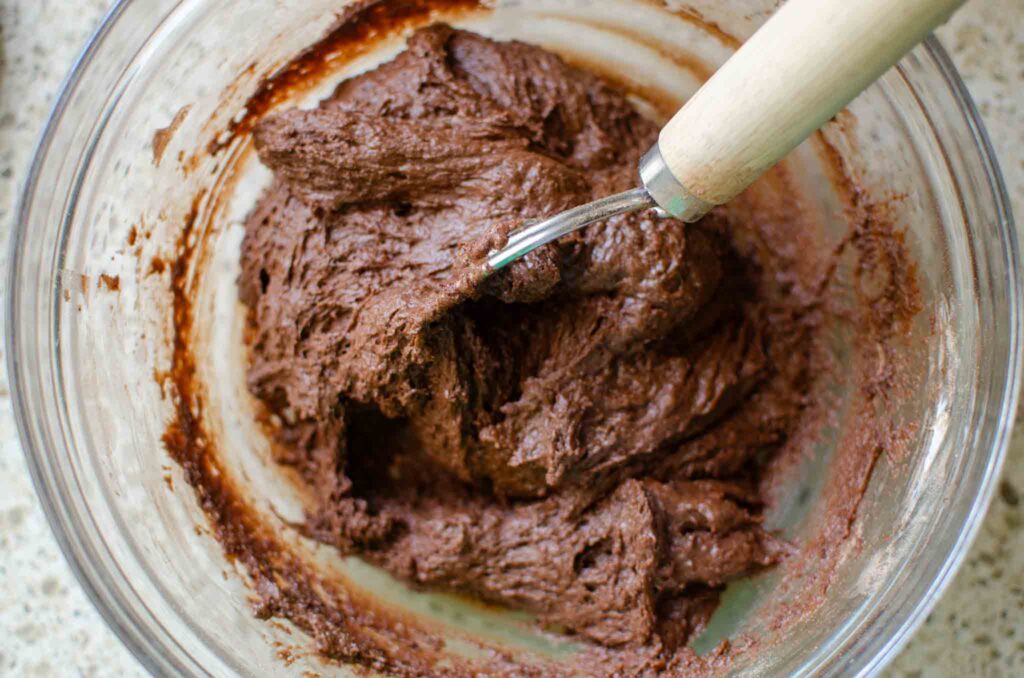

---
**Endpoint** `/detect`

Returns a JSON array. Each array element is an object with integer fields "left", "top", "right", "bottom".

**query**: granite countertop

[{"left": 0, "top": 1, "right": 1020, "bottom": 676}]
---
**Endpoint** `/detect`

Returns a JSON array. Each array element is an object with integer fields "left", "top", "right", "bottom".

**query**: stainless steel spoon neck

[
  {"left": 484, "top": 143, "right": 712, "bottom": 274},
  {"left": 638, "top": 144, "right": 714, "bottom": 222},
  {"left": 485, "top": 187, "right": 655, "bottom": 272}
]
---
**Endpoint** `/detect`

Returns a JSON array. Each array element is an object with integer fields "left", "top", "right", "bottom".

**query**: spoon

[{"left": 486, "top": 0, "right": 964, "bottom": 272}]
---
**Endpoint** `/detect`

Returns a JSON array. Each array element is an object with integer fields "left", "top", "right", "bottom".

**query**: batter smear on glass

[{"left": 239, "top": 25, "right": 815, "bottom": 650}]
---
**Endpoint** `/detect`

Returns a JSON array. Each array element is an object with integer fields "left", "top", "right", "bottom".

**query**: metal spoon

[{"left": 486, "top": 0, "right": 964, "bottom": 273}]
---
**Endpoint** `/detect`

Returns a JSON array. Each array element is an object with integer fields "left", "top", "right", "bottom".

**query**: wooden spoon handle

[{"left": 656, "top": 0, "right": 964, "bottom": 207}]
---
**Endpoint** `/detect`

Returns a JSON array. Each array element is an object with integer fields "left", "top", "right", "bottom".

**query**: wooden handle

[{"left": 658, "top": 0, "right": 963, "bottom": 206}]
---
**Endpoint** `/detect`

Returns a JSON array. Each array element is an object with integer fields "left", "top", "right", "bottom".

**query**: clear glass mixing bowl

[{"left": 8, "top": 0, "right": 1020, "bottom": 676}]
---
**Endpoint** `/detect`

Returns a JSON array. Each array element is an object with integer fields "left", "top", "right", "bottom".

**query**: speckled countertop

[{"left": 0, "top": 1, "right": 1020, "bottom": 676}]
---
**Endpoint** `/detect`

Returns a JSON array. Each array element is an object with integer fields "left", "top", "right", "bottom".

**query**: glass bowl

[{"left": 8, "top": 0, "right": 1020, "bottom": 676}]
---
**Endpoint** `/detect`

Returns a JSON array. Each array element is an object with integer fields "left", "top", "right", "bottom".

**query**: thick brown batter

[{"left": 239, "top": 25, "right": 815, "bottom": 651}]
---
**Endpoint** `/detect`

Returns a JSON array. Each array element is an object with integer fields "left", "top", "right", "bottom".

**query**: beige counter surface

[{"left": 0, "top": 1, "right": 1020, "bottom": 675}]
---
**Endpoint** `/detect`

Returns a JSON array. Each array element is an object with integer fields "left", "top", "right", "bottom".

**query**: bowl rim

[{"left": 7, "top": 1, "right": 1021, "bottom": 676}]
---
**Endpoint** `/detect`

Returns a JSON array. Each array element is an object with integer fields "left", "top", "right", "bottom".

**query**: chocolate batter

[{"left": 239, "top": 25, "right": 814, "bottom": 651}]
